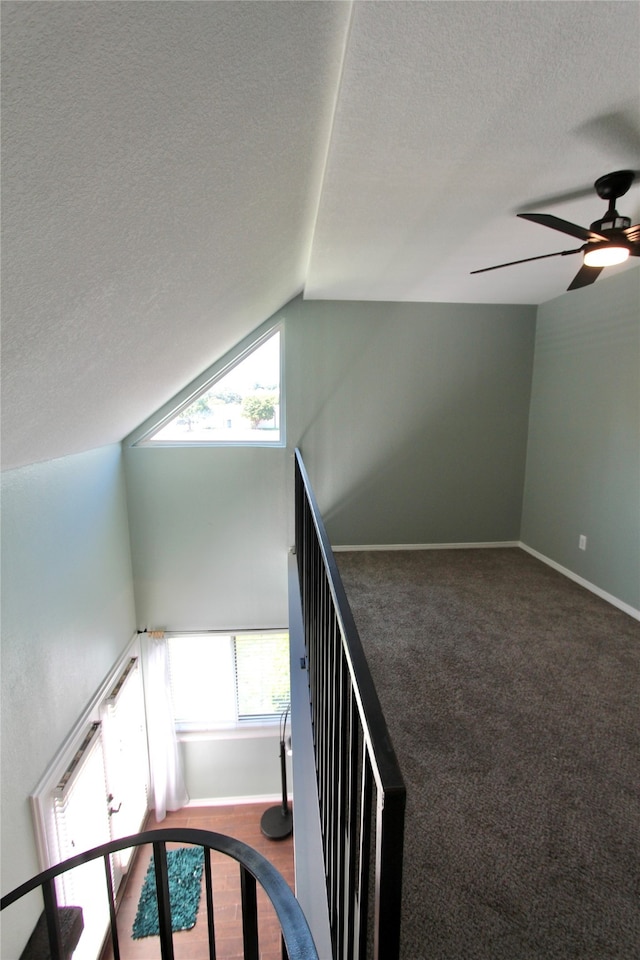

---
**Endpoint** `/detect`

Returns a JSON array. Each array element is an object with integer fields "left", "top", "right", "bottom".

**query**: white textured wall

[{"left": 0, "top": 446, "right": 136, "bottom": 958}]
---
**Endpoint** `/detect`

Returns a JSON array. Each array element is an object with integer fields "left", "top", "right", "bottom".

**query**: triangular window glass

[{"left": 146, "top": 330, "right": 282, "bottom": 445}]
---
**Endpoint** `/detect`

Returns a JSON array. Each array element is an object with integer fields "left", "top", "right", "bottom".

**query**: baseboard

[
  {"left": 186, "top": 794, "right": 288, "bottom": 808},
  {"left": 519, "top": 542, "right": 640, "bottom": 622},
  {"left": 333, "top": 541, "right": 520, "bottom": 552}
]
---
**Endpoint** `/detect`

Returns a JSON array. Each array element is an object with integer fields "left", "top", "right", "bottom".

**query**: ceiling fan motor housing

[
  {"left": 591, "top": 171, "right": 634, "bottom": 237},
  {"left": 590, "top": 214, "right": 631, "bottom": 235},
  {"left": 594, "top": 170, "right": 635, "bottom": 201}
]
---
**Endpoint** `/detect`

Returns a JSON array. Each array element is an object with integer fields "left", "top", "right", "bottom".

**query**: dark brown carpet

[{"left": 335, "top": 548, "right": 640, "bottom": 960}]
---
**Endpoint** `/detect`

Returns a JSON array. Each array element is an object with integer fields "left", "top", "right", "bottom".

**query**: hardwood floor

[{"left": 101, "top": 803, "right": 294, "bottom": 960}]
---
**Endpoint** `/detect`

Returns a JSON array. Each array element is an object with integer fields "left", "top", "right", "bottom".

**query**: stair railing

[
  {"left": 1, "top": 827, "right": 319, "bottom": 960},
  {"left": 294, "top": 449, "right": 406, "bottom": 960}
]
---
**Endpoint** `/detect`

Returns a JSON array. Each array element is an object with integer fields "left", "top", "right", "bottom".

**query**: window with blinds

[
  {"left": 51, "top": 722, "right": 112, "bottom": 960},
  {"left": 100, "top": 657, "right": 149, "bottom": 879},
  {"left": 167, "top": 632, "right": 290, "bottom": 731},
  {"left": 234, "top": 633, "right": 290, "bottom": 721},
  {"left": 31, "top": 641, "right": 150, "bottom": 960}
]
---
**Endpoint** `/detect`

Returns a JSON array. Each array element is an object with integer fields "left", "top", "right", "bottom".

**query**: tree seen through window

[{"left": 149, "top": 330, "right": 281, "bottom": 444}]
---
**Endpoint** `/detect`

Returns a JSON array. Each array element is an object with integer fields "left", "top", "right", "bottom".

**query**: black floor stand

[
  {"left": 261, "top": 738, "right": 293, "bottom": 840},
  {"left": 260, "top": 803, "right": 293, "bottom": 839}
]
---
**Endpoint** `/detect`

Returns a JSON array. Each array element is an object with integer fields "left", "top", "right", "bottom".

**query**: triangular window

[{"left": 142, "top": 328, "right": 282, "bottom": 446}]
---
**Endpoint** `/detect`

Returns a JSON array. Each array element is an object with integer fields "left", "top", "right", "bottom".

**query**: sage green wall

[
  {"left": 0, "top": 445, "right": 137, "bottom": 959},
  {"left": 285, "top": 299, "right": 537, "bottom": 545},
  {"left": 521, "top": 268, "right": 640, "bottom": 610},
  {"left": 3, "top": 281, "right": 634, "bottom": 954},
  {"left": 124, "top": 298, "right": 536, "bottom": 628},
  {"left": 124, "top": 446, "right": 291, "bottom": 630},
  {"left": 180, "top": 735, "right": 292, "bottom": 801},
  {"left": 3, "top": 283, "right": 635, "bottom": 955}
]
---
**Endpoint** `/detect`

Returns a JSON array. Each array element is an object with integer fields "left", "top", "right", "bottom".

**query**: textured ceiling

[
  {"left": 306, "top": 0, "right": 640, "bottom": 302},
  {"left": 2, "top": 1, "right": 639, "bottom": 470}
]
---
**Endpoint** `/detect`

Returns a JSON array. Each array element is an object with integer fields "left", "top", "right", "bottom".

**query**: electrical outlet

[{"left": 579, "top": 534, "right": 587, "bottom": 551}]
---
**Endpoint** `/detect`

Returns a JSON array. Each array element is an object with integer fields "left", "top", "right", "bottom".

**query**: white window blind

[
  {"left": 100, "top": 657, "right": 149, "bottom": 879},
  {"left": 52, "top": 724, "right": 112, "bottom": 960},
  {"left": 167, "top": 632, "right": 290, "bottom": 730},
  {"left": 168, "top": 635, "right": 237, "bottom": 729},
  {"left": 234, "top": 633, "right": 290, "bottom": 721},
  {"left": 30, "top": 638, "right": 150, "bottom": 960}
]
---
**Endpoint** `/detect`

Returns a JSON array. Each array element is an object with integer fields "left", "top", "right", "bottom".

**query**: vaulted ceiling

[{"left": 2, "top": 1, "right": 639, "bottom": 470}]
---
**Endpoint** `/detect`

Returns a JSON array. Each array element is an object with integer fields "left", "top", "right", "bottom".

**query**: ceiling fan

[{"left": 471, "top": 170, "right": 640, "bottom": 291}]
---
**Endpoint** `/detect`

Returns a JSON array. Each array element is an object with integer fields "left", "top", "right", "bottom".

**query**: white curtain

[{"left": 142, "top": 631, "right": 189, "bottom": 821}]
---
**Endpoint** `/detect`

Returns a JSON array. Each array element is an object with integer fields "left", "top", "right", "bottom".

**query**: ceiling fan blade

[
  {"left": 575, "top": 112, "right": 640, "bottom": 158},
  {"left": 567, "top": 264, "right": 604, "bottom": 291},
  {"left": 518, "top": 185, "right": 595, "bottom": 211},
  {"left": 623, "top": 223, "right": 640, "bottom": 245},
  {"left": 518, "top": 212, "right": 608, "bottom": 243},
  {"left": 470, "top": 247, "right": 582, "bottom": 275}
]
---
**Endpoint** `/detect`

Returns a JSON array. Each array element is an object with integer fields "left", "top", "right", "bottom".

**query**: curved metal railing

[{"left": 1, "top": 827, "right": 319, "bottom": 960}]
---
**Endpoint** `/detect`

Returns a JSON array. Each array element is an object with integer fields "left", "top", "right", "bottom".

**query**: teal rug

[{"left": 132, "top": 846, "right": 205, "bottom": 939}]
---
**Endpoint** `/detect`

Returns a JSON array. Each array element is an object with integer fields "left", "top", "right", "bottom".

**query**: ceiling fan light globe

[{"left": 583, "top": 244, "right": 630, "bottom": 268}]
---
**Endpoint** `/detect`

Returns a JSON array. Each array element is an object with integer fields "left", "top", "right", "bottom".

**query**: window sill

[{"left": 177, "top": 722, "right": 280, "bottom": 743}]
